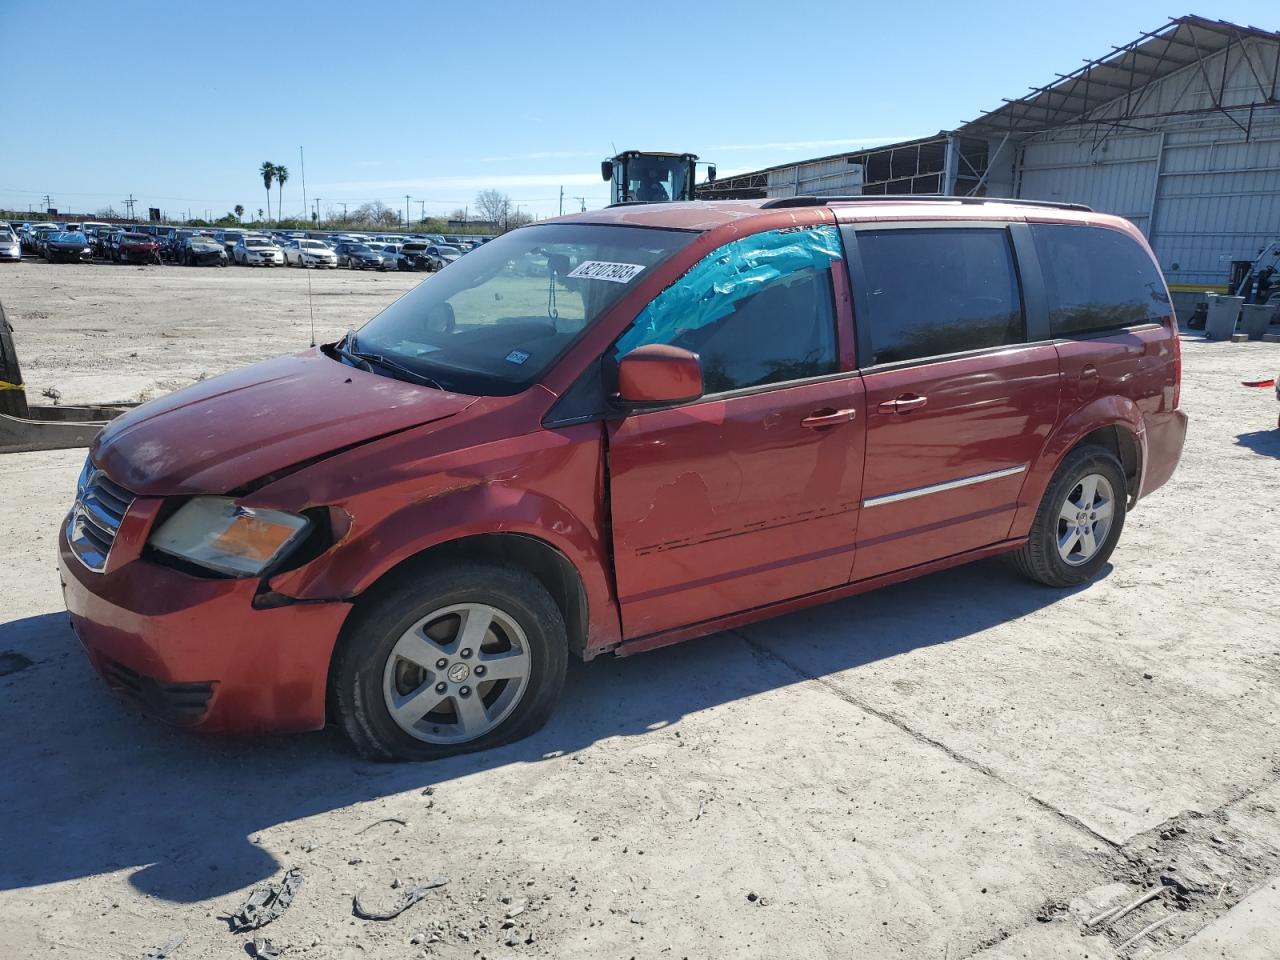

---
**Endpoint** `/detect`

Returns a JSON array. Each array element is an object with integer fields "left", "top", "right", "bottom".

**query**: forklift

[{"left": 601, "top": 151, "right": 715, "bottom": 205}]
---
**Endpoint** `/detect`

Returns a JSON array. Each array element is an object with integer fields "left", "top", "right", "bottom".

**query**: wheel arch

[
  {"left": 337, "top": 531, "right": 590, "bottom": 661},
  {"left": 1011, "top": 398, "right": 1146, "bottom": 539}
]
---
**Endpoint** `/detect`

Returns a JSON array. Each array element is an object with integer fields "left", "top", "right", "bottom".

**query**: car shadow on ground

[
  {"left": 1235, "top": 428, "right": 1280, "bottom": 458},
  {"left": 0, "top": 557, "right": 1092, "bottom": 904}
]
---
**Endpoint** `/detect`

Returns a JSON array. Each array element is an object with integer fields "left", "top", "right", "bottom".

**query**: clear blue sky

[{"left": 2, "top": 1, "right": 1276, "bottom": 221}]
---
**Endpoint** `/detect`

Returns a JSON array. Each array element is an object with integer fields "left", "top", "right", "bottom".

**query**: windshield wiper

[{"left": 335, "top": 333, "right": 448, "bottom": 391}]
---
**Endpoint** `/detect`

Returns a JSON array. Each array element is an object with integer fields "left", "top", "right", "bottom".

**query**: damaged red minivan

[{"left": 60, "top": 197, "right": 1187, "bottom": 760}]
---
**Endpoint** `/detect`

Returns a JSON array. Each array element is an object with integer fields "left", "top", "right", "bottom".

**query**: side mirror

[
  {"left": 707, "top": 164, "right": 717, "bottom": 183},
  {"left": 600, "top": 160, "right": 614, "bottom": 182},
  {"left": 616, "top": 344, "right": 702, "bottom": 406}
]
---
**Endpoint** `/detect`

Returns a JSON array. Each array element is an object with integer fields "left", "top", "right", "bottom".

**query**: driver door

[{"left": 605, "top": 226, "right": 866, "bottom": 639}]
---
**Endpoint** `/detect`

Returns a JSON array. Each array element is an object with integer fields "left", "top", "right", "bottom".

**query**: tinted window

[
  {"left": 857, "top": 228, "right": 1024, "bottom": 365},
  {"left": 613, "top": 226, "right": 842, "bottom": 394},
  {"left": 1032, "top": 224, "right": 1170, "bottom": 336}
]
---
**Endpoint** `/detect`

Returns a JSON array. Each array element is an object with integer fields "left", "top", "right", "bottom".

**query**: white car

[
  {"left": 234, "top": 235, "right": 284, "bottom": 266},
  {"left": 284, "top": 238, "right": 338, "bottom": 268}
]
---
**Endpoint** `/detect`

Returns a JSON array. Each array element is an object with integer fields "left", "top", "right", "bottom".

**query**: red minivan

[{"left": 59, "top": 197, "right": 1187, "bottom": 760}]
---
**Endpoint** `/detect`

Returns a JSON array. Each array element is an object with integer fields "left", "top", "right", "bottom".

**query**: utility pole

[
  {"left": 299, "top": 146, "right": 308, "bottom": 232},
  {"left": 41, "top": 194, "right": 53, "bottom": 214},
  {"left": 314, "top": 199, "right": 322, "bottom": 224},
  {"left": 339, "top": 202, "right": 348, "bottom": 221},
  {"left": 573, "top": 196, "right": 586, "bottom": 212},
  {"left": 559, "top": 185, "right": 564, "bottom": 217},
  {"left": 404, "top": 195, "right": 411, "bottom": 232},
  {"left": 121, "top": 194, "right": 137, "bottom": 220}
]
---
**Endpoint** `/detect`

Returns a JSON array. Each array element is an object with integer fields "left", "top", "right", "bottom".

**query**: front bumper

[
  {"left": 0, "top": 246, "right": 21, "bottom": 261},
  {"left": 59, "top": 520, "right": 351, "bottom": 734},
  {"left": 189, "top": 251, "right": 226, "bottom": 265}
]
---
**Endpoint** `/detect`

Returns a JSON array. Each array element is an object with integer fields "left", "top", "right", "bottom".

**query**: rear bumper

[
  {"left": 59, "top": 525, "right": 351, "bottom": 734},
  {"left": 1139, "top": 408, "right": 1188, "bottom": 500}
]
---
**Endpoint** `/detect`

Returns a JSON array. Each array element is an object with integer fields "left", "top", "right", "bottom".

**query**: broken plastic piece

[
  {"left": 143, "top": 935, "right": 185, "bottom": 959},
  {"left": 224, "top": 868, "right": 303, "bottom": 932}
]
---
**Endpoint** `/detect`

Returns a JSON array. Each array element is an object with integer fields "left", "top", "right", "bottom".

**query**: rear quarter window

[{"left": 1031, "top": 224, "right": 1170, "bottom": 337}]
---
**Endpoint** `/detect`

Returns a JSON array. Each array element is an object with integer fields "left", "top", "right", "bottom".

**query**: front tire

[
  {"left": 1011, "top": 444, "right": 1127, "bottom": 587},
  {"left": 331, "top": 562, "right": 568, "bottom": 761}
]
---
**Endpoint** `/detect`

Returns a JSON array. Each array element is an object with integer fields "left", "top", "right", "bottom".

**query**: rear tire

[
  {"left": 331, "top": 562, "right": 568, "bottom": 762},
  {"left": 1011, "top": 444, "right": 1127, "bottom": 587}
]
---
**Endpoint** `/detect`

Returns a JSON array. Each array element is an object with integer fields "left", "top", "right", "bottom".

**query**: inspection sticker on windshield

[
  {"left": 567, "top": 260, "right": 646, "bottom": 284},
  {"left": 505, "top": 350, "right": 531, "bottom": 365}
]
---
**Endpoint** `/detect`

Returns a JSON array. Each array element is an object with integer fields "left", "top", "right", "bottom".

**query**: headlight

[{"left": 150, "top": 497, "right": 310, "bottom": 577}]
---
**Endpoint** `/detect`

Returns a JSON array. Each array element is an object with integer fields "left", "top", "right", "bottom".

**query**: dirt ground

[{"left": 1, "top": 261, "right": 1279, "bottom": 959}]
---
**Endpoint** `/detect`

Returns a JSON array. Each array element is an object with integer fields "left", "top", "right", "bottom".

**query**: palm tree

[
  {"left": 234, "top": 204, "right": 244, "bottom": 222},
  {"left": 275, "top": 165, "right": 289, "bottom": 225},
  {"left": 257, "top": 208, "right": 264, "bottom": 222},
  {"left": 259, "top": 161, "right": 276, "bottom": 223}
]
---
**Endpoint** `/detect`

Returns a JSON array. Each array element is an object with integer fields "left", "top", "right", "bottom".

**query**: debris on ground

[
  {"left": 223, "top": 869, "right": 303, "bottom": 933},
  {"left": 355, "top": 817, "right": 408, "bottom": 835},
  {"left": 248, "top": 937, "right": 281, "bottom": 959},
  {"left": 352, "top": 878, "right": 449, "bottom": 921},
  {"left": 143, "top": 934, "right": 185, "bottom": 959}
]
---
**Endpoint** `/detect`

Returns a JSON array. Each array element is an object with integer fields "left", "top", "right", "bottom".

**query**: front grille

[
  {"left": 101, "top": 658, "right": 214, "bottom": 726},
  {"left": 66, "top": 460, "right": 135, "bottom": 572}
]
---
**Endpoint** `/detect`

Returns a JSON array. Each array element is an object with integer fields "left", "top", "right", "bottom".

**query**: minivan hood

[{"left": 94, "top": 350, "right": 477, "bottom": 496}]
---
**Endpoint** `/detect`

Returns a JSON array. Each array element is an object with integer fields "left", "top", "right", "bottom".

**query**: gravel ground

[{"left": 1, "top": 261, "right": 1279, "bottom": 959}]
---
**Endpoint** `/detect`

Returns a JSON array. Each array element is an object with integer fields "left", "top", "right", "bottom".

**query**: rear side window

[
  {"left": 856, "top": 228, "right": 1024, "bottom": 365},
  {"left": 1032, "top": 224, "right": 1170, "bottom": 336}
]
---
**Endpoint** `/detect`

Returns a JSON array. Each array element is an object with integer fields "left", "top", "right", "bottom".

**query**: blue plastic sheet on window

[{"left": 615, "top": 224, "right": 843, "bottom": 357}]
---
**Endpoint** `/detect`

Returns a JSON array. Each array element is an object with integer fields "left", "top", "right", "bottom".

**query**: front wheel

[
  {"left": 1011, "top": 444, "right": 1127, "bottom": 587},
  {"left": 331, "top": 562, "right": 568, "bottom": 761}
]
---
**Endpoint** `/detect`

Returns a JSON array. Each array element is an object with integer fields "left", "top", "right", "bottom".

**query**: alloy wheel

[
  {"left": 382, "top": 603, "right": 532, "bottom": 744},
  {"left": 1057, "top": 473, "right": 1115, "bottom": 566}
]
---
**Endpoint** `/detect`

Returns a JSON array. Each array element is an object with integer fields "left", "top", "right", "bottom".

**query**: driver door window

[{"left": 613, "top": 226, "right": 842, "bottom": 395}]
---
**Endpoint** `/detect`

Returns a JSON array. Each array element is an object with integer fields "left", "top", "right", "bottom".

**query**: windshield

[
  {"left": 437, "top": 245, "right": 461, "bottom": 255},
  {"left": 348, "top": 244, "right": 372, "bottom": 253},
  {"left": 223, "top": 232, "right": 242, "bottom": 241},
  {"left": 122, "top": 233, "right": 148, "bottom": 242},
  {"left": 350, "top": 223, "right": 693, "bottom": 396},
  {"left": 246, "top": 238, "right": 271, "bottom": 247},
  {"left": 301, "top": 240, "right": 325, "bottom": 249},
  {"left": 622, "top": 155, "right": 691, "bottom": 203},
  {"left": 54, "top": 232, "right": 87, "bottom": 243}
]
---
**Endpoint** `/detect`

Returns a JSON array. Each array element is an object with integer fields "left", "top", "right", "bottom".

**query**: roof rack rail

[{"left": 759, "top": 194, "right": 1093, "bottom": 213}]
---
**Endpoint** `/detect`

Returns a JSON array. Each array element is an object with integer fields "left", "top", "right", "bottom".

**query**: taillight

[{"left": 1170, "top": 315, "right": 1181, "bottom": 409}]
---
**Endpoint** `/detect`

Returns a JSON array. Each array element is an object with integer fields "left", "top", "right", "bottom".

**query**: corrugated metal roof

[{"left": 958, "top": 15, "right": 1280, "bottom": 136}]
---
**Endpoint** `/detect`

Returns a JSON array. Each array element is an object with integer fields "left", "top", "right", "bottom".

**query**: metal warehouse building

[{"left": 702, "top": 15, "right": 1280, "bottom": 313}]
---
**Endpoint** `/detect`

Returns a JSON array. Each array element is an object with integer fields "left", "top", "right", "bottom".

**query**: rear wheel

[
  {"left": 331, "top": 562, "right": 568, "bottom": 761},
  {"left": 1011, "top": 444, "right": 1127, "bottom": 587}
]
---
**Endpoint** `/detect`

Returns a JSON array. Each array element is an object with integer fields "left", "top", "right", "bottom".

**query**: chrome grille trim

[{"left": 66, "top": 462, "right": 135, "bottom": 573}]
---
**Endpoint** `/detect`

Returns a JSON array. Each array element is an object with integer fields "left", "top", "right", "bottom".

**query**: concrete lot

[{"left": 1, "top": 262, "right": 1279, "bottom": 959}]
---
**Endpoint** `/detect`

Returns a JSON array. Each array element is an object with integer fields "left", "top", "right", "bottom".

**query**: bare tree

[
  {"left": 449, "top": 208, "right": 468, "bottom": 222},
  {"left": 351, "top": 201, "right": 399, "bottom": 228},
  {"left": 474, "top": 190, "right": 510, "bottom": 229},
  {"left": 94, "top": 205, "right": 120, "bottom": 219}
]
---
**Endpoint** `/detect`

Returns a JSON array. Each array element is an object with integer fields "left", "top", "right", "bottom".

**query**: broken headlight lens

[{"left": 150, "top": 497, "right": 309, "bottom": 577}]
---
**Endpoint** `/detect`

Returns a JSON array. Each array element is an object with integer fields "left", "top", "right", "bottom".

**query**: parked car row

[{"left": 2, "top": 220, "right": 492, "bottom": 271}]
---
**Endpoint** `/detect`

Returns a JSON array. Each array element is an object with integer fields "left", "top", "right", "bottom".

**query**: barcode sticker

[{"left": 566, "top": 260, "right": 646, "bottom": 283}]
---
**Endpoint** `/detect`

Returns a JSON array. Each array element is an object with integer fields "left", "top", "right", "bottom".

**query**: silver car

[
  {"left": 234, "top": 235, "right": 285, "bottom": 266},
  {"left": 284, "top": 238, "right": 338, "bottom": 268}
]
